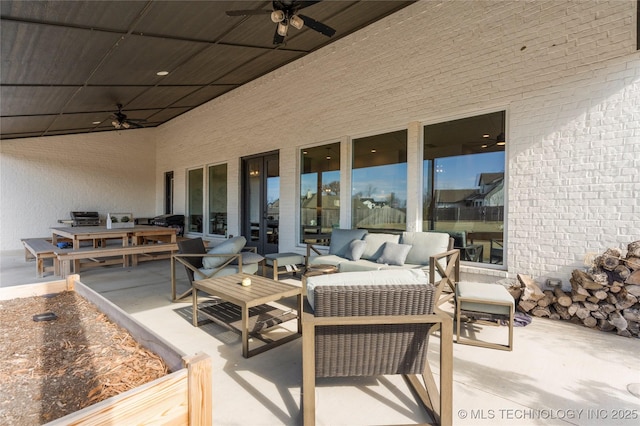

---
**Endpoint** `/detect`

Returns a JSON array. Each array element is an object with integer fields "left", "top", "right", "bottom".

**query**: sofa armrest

[
  {"left": 305, "top": 243, "right": 325, "bottom": 266},
  {"left": 429, "top": 249, "right": 460, "bottom": 307}
]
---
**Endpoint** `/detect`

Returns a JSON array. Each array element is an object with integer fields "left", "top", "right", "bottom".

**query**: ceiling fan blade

[
  {"left": 296, "top": 1, "right": 323, "bottom": 11},
  {"left": 273, "top": 26, "right": 285, "bottom": 44},
  {"left": 226, "top": 9, "right": 271, "bottom": 17},
  {"left": 298, "top": 14, "right": 336, "bottom": 37}
]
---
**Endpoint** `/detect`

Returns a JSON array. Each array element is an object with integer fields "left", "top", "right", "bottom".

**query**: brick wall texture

[{"left": 2, "top": 1, "right": 639, "bottom": 286}]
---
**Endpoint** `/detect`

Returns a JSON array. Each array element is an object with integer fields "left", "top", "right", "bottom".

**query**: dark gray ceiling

[{"left": 0, "top": 0, "right": 415, "bottom": 140}]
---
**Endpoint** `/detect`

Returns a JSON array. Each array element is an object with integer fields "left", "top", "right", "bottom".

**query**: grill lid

[{"left": 70, "top": 211, "right": 100, "bottom": 226}]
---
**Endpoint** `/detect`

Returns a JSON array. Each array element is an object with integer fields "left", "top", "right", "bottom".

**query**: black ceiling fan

[
  {"left": 226, "top": 0, "right": 336, "bottom": 45},
  {"left": 111, "top": 104, "right": 145, "bottom": 129}
]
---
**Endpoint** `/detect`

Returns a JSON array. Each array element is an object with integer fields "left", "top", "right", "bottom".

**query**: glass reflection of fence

[{"left": 434, "top": 206, "right": 503, "bottom": 222}]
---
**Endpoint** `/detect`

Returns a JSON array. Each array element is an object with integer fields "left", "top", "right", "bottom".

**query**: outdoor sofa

[{"left": 306, "top": 229, "right": 453, "bottom": 273}]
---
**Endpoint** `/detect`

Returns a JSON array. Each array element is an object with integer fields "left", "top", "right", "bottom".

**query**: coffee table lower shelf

[{"left": 193, "top": 273, "right": 302, "bottom": 358}]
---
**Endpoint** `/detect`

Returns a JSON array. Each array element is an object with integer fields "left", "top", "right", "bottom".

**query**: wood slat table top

[
  {"left": 51, "top": 225, "right": 175, "bottom": 237},
  {"left": 193, "top": 273, "right": 301, "bottom": 308}
]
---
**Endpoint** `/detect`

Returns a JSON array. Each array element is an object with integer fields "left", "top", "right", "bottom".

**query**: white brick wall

[
  {"left": 0, "top": 130, "right": 156, "bottom": 251},
  {"left": 2, "top": 1, "right": 638, "bottom": 288}
]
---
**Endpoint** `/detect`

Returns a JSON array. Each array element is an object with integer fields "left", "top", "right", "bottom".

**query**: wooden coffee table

[{"left": 192, "top": 273, "right": 302, "bottom": 358}]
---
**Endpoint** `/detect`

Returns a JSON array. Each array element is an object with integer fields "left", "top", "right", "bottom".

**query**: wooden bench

[
  {"left": 55, "top": 243, "right": 178, "bottom": 277},
  {"left": 21, "top": 238, "right": 60, "bottom": 277}
]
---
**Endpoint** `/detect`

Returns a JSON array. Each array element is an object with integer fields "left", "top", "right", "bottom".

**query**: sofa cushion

[
  {"left": 309, "top": 254, "right": 347, "bottom": 267},
  {"left": 338, "top": 259, "right": 383, "bottom": 272},
  {"left": 230, "top": 251, "right": 264, "bottom": 265},
  {"left": 377, "top": 264, "right": 443, "bottom": 281},
  {"left": 306, "top": 269, "right": 428, "bottom": 310},
  {"left": 456, "top": 281, "right": 513, "bottom": 315},
  {"left": 202, "top": 236, "right": 246, "bottom": 269},
  {"left": 345, "top": 239, "right": 367, "bottom": 261},
  {"left": 195, "top": 262, "right": 258, "bottom": 280},
  {"left": 376, "top": 242, "right": 412, "bottom": 266},
  {"left": 361, "top": 233, "right": 400, "bottom": 260},
  {"left": 401, "top": 232, "right": 450, "bottom": 266},
  {"left": 328, "top": 229, "right": 368, "bottom": 257}
]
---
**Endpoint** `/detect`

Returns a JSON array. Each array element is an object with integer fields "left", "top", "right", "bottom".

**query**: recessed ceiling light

[
  {"left": 156, "top": 71, "right": 169, "bottom": 76},
  {"left": 371, "top": 149, "right": 376, "bottom": 153},
  {"left": 483, "top": 134, "right": 490, "bottom": 138},
  {"left": 92, "top": 121, "right": 101, "bottom": 125}
]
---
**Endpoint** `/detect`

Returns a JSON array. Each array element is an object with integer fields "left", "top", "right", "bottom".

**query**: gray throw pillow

[
  {"left": 376, "top": 242, "right": 412, "bottom": 266},
  {"left": 203, "top": 236, "right": 247, "bottom": 269},
  {"left": 328, "top": 228, "right": 368, "bottom": 256},
  {"left": 345, "top": 239, "right": 367, "bottom": 261}
]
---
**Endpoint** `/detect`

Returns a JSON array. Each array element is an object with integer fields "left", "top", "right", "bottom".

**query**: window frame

[
  {"left": 421, "top": 109, "right": 508, "bottom": 268},
  {"left": 299, "top": 141, "right": 341, "bottom": 245},
  {"left": 207, "top": 162, "right": 228, "bottom": 237},
  {"left": 350, "top": 128, "right": 408, "bottom": 232}
]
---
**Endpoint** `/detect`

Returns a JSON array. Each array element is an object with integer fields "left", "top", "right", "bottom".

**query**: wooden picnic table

[{"left": 51, "top": 225, "right": 177, "bottom": 271}]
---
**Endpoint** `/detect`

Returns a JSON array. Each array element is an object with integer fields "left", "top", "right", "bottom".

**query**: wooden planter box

[{"left": 0, "top": 275, "right": 211, "bottom": 425}]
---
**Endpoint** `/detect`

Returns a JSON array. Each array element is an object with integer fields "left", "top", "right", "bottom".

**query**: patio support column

[{"left": 406, "top": 121, "right": 423, "bottom": 232}]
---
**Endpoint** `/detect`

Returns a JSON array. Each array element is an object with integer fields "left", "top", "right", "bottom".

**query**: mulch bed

[{"left": 0, "top": 291, "right": 168, "bottom": 425}]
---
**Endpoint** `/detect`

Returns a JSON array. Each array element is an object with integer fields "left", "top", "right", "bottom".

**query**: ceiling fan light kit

[
  {"left": 111, "top": 104, "right": 144, "bottom": 130},
  {"left": 290, "top": 15, "right": 304, "bottom": 29},
  {"left": 226, "top": 0, "right": 336, "bottom": 45},
  {"left": 271, "top": 10, "right": 285, "bottom": 23},
  {"left": 277, "top": 22, "right": 289, "bottom": 36}
]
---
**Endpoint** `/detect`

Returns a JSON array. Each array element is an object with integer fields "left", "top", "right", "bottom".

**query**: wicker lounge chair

[{"left": 301, "top": 268, "right": 455, "bottom": 425}]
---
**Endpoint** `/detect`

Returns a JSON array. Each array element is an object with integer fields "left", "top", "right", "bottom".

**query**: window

[
  {"left": 208, "top": 164, "right": 227, "bottom": 236},
  {"left": 300, "top": 143, "right": 340, "bottom": 244},
  {"left": 352, "top": 130, "right": 407, "bottom": 231},
  {"left": 187, "top": 168, "right": 204, "bottom": 233},
  {"left": 423, "top": 111, "right": 506, "bottom": 265},
  {"left": 164, "top": 171, "right": 173, "bottom": 214}
]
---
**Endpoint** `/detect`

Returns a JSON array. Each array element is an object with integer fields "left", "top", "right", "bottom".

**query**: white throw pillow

[
  {"left": 361, "top": 233, "right": 400, "bottom": 260},
  {"left": 376, "top": 242, "right": 412, "bottom": 266}
]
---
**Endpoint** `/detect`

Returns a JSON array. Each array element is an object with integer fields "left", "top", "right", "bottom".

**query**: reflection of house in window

[
  {"left": 301, "top": 193, "right": 340, "bottom": 228},
  {"left": 267, "top": 199, "right": 280, "bottom": 222},
  {"left": 434, "top": 173, "right": 504, "bottom": 223},
  {"left": 477, "top": 173, "right": 504, "bottom": 206},
  {"left": 435, "top": 173, "right": 504, "bottom": 209},
  {"left": 435, "top": 189, "right": 477, "bottom": 208}
]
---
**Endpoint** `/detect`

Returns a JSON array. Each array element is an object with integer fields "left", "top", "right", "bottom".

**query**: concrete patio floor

[{"left": 1, "top": 251, "right": 639, "bottom": 425}]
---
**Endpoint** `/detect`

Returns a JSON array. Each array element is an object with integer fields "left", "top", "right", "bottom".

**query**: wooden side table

[{"left": 302, "top": 263, "right": 338, "bottom": 299}]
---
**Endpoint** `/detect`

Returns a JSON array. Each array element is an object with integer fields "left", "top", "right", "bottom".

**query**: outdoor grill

[
  {"left": 70, "top": 211, "right": 100, "bottom": 227},
  {"left": 152, "top": 214, "right": 184, "bottom": 236}
]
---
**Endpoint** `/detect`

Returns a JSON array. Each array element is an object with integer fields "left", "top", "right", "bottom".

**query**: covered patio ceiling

[{"left": 0, "top": 0, "right": 415, "bottom": 140}]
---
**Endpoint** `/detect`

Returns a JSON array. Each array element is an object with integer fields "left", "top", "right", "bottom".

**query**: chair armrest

[
  {"left": 171, "top": 253, "right": 242, "bottom": 302},
  {"left": 172, "top": 253, "right": 243, "bottom": 277},
  {"left": 305, "top": 243, "right": 325, "bottom": 266}
]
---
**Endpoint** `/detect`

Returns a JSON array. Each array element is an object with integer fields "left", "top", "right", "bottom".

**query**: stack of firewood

[{"left": 512, "top": 241, "right": 640, "bottom": 337}]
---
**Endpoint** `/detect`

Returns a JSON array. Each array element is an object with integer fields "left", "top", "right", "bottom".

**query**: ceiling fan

[
  {"left": 226, "top": 0, "right": 336, "bottom": 45},
  {"left": 111, "top": 104, "right": 145, "bottom": 129}
]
